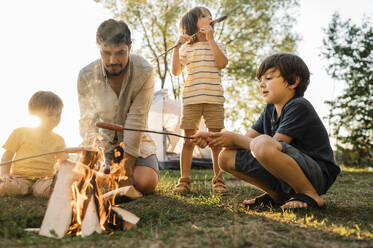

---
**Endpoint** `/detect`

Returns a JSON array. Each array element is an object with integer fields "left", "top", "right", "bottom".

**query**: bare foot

[
  {"left": 281, "top": 193, "right": 324, "bottom": 209},
  {"left": 242, "top": 193, "right": 287, "bottom": 207}
]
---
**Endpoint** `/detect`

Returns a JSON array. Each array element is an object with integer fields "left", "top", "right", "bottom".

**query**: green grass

[{"left": 0, "top": 168, "right": 372, "bottom": 248}]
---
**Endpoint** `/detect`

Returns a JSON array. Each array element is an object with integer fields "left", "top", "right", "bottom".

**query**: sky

[{"left": 0, "top": 0, "right": 371, "bottom": 149}]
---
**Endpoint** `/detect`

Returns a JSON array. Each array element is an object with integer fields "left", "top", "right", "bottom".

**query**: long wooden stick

[
  {"left": 0, "top": 147, "right": 85, "bottom": 166},
  {"left": 96, "top": 121, "right": 192, "bottom": 139},
  {"left": 154, "top": 16, "right": 227, "bottom": 60}
]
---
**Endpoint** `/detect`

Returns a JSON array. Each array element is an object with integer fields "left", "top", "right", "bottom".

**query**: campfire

[{"left": 37, "top": 146, "right": 143, "bottom": 238}]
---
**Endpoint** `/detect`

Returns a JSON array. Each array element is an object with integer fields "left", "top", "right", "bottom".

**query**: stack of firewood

[{"left": 29, "top": 149, "right": 142, "bottom": 238}]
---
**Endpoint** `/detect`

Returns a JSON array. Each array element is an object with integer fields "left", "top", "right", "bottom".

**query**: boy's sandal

[
  {"left": 284, "top": 193, "right": 326, "bottom": 210},
  {"left": 173, "top": 177, "right": 192, "bottom": 194},
  {"left": 212, "top": 176, "right": 228, "bottom": 195},
  {"left": 243, "top": 193, "right": 282, "bottom": 208}
]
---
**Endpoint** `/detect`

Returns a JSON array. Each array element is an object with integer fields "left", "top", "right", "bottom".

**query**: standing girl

[{"left": 172, "top": 6, "right": 228, "bottom": 194}]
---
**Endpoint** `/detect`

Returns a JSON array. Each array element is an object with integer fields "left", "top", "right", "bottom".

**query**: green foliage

[
  {"left": 93, "top": 0, "right": 190, "bottom": 98},
  {"left": 212, "top": 0, "right": 299, "bottom": 131},
  {"left": 321, "top": 13, "right": 373, "bottom": 168},
  {"left": 93, "top": 0, "right": 299, "bottom": 131}
]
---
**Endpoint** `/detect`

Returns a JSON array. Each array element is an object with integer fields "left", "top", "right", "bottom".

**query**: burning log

[
  {"left": 111, "top": 206, "right": 140, "bottom": 229},
  {"left": 102, "top": 185, "right": 143, "bottom": 202},
  {"left": 38, "top": 147, "right": 141, "bottom": 239},
  {"left": 81, "top": 195, "right": 102, "bottom": 237}
]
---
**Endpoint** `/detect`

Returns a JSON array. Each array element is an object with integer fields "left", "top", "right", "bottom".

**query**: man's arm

[
  {"left": 121, "top": 152, "right": 136, "bottom": 186},
  {"left": 77, "top": 71, "right": 99, "bottom": 145},
  {"left": 122, "top": 68, "right": 155, "bottom": 158}
]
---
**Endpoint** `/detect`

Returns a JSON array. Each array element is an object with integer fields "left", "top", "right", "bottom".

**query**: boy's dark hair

[
  {"left": 257, "top": 53, "right": 310, "bottom": 97},
  {"left": 28, "top": 91, "right": 63, "bottom": 116},
  {"left": 179, "top": 7, "right": 211, "bottom": 45},
  {"left": 96, "top": 19, "right": 131, "bottom": 46}
]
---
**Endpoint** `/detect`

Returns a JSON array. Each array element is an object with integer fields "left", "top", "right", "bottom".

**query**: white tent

[{"left": 148, "top": 89, "right": 212, "bottom": 168}]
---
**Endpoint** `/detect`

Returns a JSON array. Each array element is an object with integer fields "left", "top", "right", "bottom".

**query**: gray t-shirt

[{"left": 252, "top": 96, "right": 340, "bottom": 190}]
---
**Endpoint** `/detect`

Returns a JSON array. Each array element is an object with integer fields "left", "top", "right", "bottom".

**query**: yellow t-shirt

[{"left": 2, "top": 127, "right": 69, "bottom": 179}]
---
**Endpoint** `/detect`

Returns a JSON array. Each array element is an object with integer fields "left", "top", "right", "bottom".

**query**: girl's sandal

[
  {"left": 173, "top": 177, "right": 192, "bottom": 194},
  {"left": 212, "top": 176, "right": 228, "bottom": 195}
]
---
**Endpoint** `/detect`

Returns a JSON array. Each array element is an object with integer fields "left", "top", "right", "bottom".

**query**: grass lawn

[{"left": 0, "top": 168, "right": 372, "bottom": 248}]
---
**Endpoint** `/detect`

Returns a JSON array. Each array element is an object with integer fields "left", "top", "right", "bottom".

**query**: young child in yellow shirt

[{"left": 0, "top": 91, "right": 69, "bottom": 198}]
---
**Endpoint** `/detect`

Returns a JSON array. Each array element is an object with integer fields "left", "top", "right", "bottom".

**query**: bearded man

[{"left": 77, "top": 19, "right": 158, "bottom": 194}]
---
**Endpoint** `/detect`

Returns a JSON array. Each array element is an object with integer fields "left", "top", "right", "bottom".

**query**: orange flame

[{"left": 68, "top": 140, "right": 130, "bottom": 236}]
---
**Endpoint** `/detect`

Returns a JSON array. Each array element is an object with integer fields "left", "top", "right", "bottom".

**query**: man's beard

[
  {"left": 105, "top": 62, "right": 130, "bottom": 77},
  {"left": 105, "top": 64, "right": 125, "bottom": 76}
]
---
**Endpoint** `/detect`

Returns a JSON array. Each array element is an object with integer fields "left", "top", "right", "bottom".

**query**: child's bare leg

[
  {"left": 208, "top": 128, "right": 222, "bottom": 177},
  {"left": 180, "top": 129, "right": 197, "bottom": 179},
  {"left": 0, "top": 176, "right": 32, "bottom": 196},
  {"left": 173, "top": 129, "right": 196, "bottom": 194},
  {"left": 209, "top": 128, "right": 227, "bottom": 194},
  {"left": 250, "top": 135, "right": 324, "bottom": 208},
  {"left": 218, "top": 149, "right": 284, "bottom": 202}
]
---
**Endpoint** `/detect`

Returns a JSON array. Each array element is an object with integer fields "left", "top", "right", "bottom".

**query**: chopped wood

[
  {"left": 39, "top": 161, "right": 81, "bottom": 238},
  {"left": 111, "top": 206, "right": 140, "bottom": 229},
  {"left": 81, "top": 195, "right": 102, "bottom": 237},
  {"left": 24, "top": 228, "right": 40, "bottom": 233},
  {"left": 101, "top": 185, "right": 143, "bottom": 201}
]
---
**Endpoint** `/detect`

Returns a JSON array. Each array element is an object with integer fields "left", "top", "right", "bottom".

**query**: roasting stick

[
  {"left": 96, "top": 121, "right": 193, "bottom": 139},
  {"left": 0, "top": 147, "right": 86, "bottom": 166},
  {"left": 0, "top": 120, "right": 193, "bottom": 166},
  {"left": 154, "top": 15, "right": 227, "bottom": 60}
]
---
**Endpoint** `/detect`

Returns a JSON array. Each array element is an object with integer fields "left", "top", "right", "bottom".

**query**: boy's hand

[
  {"left": 175, "top": 34, "right": 192, "bottom": 48},
  {"left": 200, "top": 25, "right": 214, "bottom": 41},
  {"left": 208, "top": 131, "right": 236, "bottom": 148},
  {"left": 0, "top": 174, "right": 11, "bottom": 182},
  {"left": 191, "top": 131, "right": 211, "bottom": 148}
]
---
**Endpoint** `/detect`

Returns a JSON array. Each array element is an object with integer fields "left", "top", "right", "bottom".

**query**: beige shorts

[
  {"left": 0, "top": 175, "right": 53, "bottom": 198},
  {"left": 180, "top": 103, "right": 225, "bottom": 130}
]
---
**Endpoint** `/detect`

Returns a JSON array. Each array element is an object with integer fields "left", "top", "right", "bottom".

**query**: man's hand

[{"left": 120, "top": 152, "right": 136, "bottom": 186}]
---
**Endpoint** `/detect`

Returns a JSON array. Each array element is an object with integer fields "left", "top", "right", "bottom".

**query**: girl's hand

[
  {"left": 199, "top": 25, "right": 214, "bottom": 41},
  {"left": 175, "top": 34, "right": 192, "bottom": 48},
  {"left": 208, "top": 131, "right": 236, "bottom": 148}
]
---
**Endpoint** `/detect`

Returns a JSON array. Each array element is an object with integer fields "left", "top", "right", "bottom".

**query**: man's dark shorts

[
  {"left": 135, "top": 154, "right": 160, "bottom": 176},
  {"left": 106, "top": 151, "right": 159, "bottom": 176},
  {"left": 235, "top": 141, "right": 327, "bottom": 196}
]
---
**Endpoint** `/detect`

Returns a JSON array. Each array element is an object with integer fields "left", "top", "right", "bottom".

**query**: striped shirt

[{"left": 179, "top": 41, "right": 227, "bottom": 106}]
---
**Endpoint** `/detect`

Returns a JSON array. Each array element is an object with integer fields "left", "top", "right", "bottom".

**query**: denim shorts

[{"left": 235, "top": 141, "right": 327, "bottom": 196}]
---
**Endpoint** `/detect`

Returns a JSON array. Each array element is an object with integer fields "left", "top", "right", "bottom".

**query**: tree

[
  {"left": 94, "top": 0, "right": 190, "bottom": 98},
  {"left": 94, "top": 0, "right": 299, "bottom": 131},
  {"left": 208, "top": 0, "right": 299, "bottom": 131},
  {"left": 321, "top": 13, "right": 373, "bottom": 167}
]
